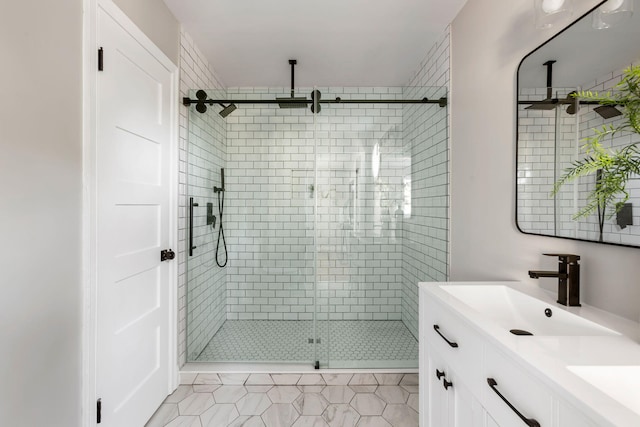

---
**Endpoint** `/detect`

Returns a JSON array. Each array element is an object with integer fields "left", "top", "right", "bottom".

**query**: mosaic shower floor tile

[{"left": 194, "top": 320, "right": 418, "bottom": 367}]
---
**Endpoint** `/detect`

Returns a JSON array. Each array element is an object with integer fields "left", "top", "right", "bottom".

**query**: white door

[{"left": 95, "top": 4, "right": 176, "bottom": 426}]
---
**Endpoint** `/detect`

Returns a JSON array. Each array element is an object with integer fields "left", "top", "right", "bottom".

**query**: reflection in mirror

[{"left": 517, "top": 0, "right": 640, "bottom": 247}]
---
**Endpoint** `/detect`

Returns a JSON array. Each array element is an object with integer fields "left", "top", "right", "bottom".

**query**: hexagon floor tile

[{"left": 147, "top": 372, "right": 419, "bottom": 427}]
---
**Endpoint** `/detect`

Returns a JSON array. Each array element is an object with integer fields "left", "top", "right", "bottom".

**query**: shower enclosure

[{"left": 184, "top": 84, "right": 448, "bottom": 369}]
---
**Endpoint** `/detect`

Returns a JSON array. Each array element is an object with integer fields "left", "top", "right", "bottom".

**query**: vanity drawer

[
  {"left": 423, "top": 297, "right": 484, "bottom": 394},
  {"left": 483, "top": 345, "right": 553, "bottom": 427}
]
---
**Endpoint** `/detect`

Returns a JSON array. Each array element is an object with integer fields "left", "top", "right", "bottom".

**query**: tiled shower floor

[{"left": 195, "top": 320, "right": 418, "bottom": 368}]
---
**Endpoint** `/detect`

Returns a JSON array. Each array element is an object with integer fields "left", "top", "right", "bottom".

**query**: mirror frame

[{"left": 514, "top": 0, "right": 640, "bottom": 249}]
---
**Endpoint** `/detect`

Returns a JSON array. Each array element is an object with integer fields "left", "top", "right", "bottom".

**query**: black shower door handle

[{"left": 189, "top": 198, "right": 198, "bottom": 256}]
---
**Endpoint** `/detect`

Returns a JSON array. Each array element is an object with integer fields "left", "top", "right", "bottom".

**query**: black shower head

[
  {"left": 219, "top": 103, "right": 237, "bottom": 118},
  {"left": 594, "top": 105, "right": 623, "bottom": 119},
  {"left": 525, "top": 101, "right": 558, "bottom": 111},
  {"left": 276, "top": 96, "right": 309, "bottom": 109}
]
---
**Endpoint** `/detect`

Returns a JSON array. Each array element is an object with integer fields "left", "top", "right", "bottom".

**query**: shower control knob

[{"left": 161, "top": 249, "right": 175, "bottom": 262}]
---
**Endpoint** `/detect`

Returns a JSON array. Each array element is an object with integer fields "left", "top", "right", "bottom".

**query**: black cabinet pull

[
  {"left": 436, "top": 369, "right": 445, "bottom": 380},
  {"left": 443, "top": 378, "right": 453, "bottom": 390},
  {"left": 433, "top": 324, "right": 459, "bottom": 348},
  {"left": 487, "top": 378, "right": 540, "bottom": 427}
]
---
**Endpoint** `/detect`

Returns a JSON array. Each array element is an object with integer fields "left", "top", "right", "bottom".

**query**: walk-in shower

[{"left": 184, "top": 77, "right": 448, "bottom": 369}]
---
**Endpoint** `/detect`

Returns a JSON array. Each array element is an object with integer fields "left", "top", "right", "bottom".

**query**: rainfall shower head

[
  {"left": 277, "top": 59, "right": 310, "bottom": 109},
  {"left": 594, "top": 105, "right": 623, "bottom": 119},
  {"left": 276, "top": 97, "right": 308, "bottom": 108},
  {"left": 218, "top": 103, "right": 237, "bottom": 118}
]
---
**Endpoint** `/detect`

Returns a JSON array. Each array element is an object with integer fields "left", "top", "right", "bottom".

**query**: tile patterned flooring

[
  {"left": 195, "top": 321, "right": 418, "bottom": 368},
  {"left": 146, "top": 372, "right": 419, "bottom": 427}
]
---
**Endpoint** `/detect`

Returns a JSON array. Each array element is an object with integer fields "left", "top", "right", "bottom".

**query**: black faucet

[{"left": 528, "top": 254, "right": 581, "bottom": 306}]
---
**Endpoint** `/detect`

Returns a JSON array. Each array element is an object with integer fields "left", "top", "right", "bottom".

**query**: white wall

[
  {"left": 450, "top": 0, "right": 640, "bottom": 321},
  {"left": 0, "top": 1, "right": 83, "bottom": 426},
  {"left": 112, "top": 0, "right": 180, "bottom": 64}
]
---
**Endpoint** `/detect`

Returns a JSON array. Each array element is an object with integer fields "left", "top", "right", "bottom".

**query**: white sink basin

[
  {"left": 568, "top": 365, "right": 640, "bottom": 416},
  {"left": 440, "top": 284, "right": 619, "bottom": 336}
]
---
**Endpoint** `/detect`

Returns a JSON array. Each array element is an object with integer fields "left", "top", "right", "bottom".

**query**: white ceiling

[{"left": 163, "top": 0, "right": 467, "bottom": 88}]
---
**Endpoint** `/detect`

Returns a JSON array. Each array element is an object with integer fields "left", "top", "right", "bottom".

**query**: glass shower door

[{"left": 186, "top": 87, "right": 318, "bottom": 365}]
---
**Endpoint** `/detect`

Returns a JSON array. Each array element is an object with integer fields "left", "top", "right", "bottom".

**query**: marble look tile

[
  {"left": 200, "top": 403, "right": 239, "bottom": 427},
  {"left": 373, "top": 374, "right": 403, "bottom": 386},
  {"left": 292, "top": 415, "right": 330, "bottom": 427},
  {"left": 407, "top": 394, "right": 418, "bottom": 413},
  {"left": 399, "top": 374, "right": 418, "bottom": 386},
  {"left": 374, "top": 386, "right": 409, "bottom": 404},
  {"left": 228, "top": 415, "right": 266, "bottom": 427},
  {"left": 297, "top": 385, "right": 325, "bottom": 393},
  {"left": 194, "top": 373, "right": 222, "bottom": 385},
  {"left": 322, "top": 373, "right": 353, "bottom": 385},
  {"left": 145, "top": 403, "right": 178, "bottom": 427},
  {"left": 193, "top": 384, "right": 221, "bottom": 393},
  {"left": 164, "top": 386, "right": 194, "bottom": 404},
  {"left": 165, "top": 415, "right": 202, "bottom": 427},
  {"left": 272, "top": 374, "right": 302, "bottom": 385},
  {"left": 246, "top": 373, "right": 274, "bottom": 385},
  {"left": 219, "top": 373, "right": 249, "bottom": 385},
  {"left": 268, "top": 386, "right": 301, "bottom": 403},
  {"left": 399, "top": 374, "right": 418, "bottom": 393},
  {"left": 236, "top": 393, "right": 272, "bottom": 415},
  {"left": 321, "top": 386, "right": 356, "bottom": 404},
  {"left": 298, "top": 374, "right": 326, "bottom": 386},
  {"left": 179, "top": 373, "right": 197, "bottom": 385},
  {"left": 246, "top": 385, "right": 273, "bottom": 393},
  {"left": 293, "top": 393, "right": 329, "bottom": 416},
  {"left": 322, "top": 404, "right": 360, "bottom": 427},
  {"left": 381, "top": 404, "right": 418, "bottom": 427},
  {"left": 213, "top": 385, "right": 247, "bottom": 403},
  {"left": 350, "top": 393, "right": 386, "bottom": 416},
  {"left": 356, "top": 416, "right": 392, "bottom": 427},
  {"left": 399, "top": 384, "right": 418, "bottom": 393},
  {"left": 177, "top": 393, "right": 214, "bottom": 415},
  {"left": 349, "top": 374, "right": 378, "bottom": 386},
  {"left": 261, "top": 403, "right": 300, "bottom": 427},
  {"left": 350, "top": 385, "right": 378, "bottom": 393}
]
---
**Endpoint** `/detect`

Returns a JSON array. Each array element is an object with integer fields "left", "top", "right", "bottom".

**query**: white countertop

[{"left": 419, "top": 281, "right": 640, "bottom": 427}]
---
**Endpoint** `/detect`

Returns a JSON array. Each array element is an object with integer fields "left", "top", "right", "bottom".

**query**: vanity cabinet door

[
  {"left": 426, "top": 348, "right": 450, "bottom": 427},
  {"left": 450, "top": 369, "right": 484, "bottom": 427},
  {"left": 425, "top": 347, "right": 484, "bottom": 427}
]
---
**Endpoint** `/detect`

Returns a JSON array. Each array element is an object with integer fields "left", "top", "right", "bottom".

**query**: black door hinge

[
  {"left": 98, "top": 47, "right": 104, "bottom": 71},
  {"left": 97, "top": 398, "right": 102, "bottom": 423}
]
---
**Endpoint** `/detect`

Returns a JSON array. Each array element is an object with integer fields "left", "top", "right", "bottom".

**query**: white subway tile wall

[
  {"left": 223, "top": 87, "right": 407, "bottom": 322},
  {"left": 179, "top": 30, "right": 228, "bottom": 364},
  {"left": 518, "top": 58, "right": 640, "bottom": 245},
  {"left": 400, "top": 29, "right": 450, "bottom": 339}
]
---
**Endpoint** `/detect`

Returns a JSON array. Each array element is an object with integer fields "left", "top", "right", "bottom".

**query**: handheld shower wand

[{"left": 214, "top": 168, "right": 227, "bottom": 267}]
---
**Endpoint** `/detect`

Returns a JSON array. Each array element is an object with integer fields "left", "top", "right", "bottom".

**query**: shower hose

[{"left": 215, "top": 189, "right": 228, "bottom": 267}]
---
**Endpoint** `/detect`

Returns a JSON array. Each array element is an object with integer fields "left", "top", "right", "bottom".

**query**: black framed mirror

[{"left": 516, "top": 0, "right": 640, "bottom": 247}]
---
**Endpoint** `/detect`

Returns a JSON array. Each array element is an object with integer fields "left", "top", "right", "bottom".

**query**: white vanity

[{"left": 419, "top": 281, "right": 640, "bottom": 427}]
